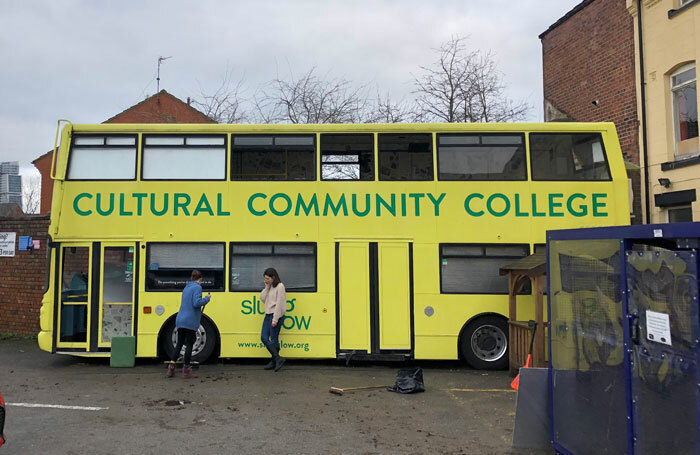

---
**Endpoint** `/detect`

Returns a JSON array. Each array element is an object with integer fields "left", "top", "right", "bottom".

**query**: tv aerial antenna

[{"left": 156, "top": 56, "right": 172, "bottom": 92}]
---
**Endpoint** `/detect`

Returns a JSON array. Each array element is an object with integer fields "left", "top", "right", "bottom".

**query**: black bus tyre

[
  {"left": 161, "top": 317, "right": 217, "bottom": 364},
  {"left": 460, "top": 316, "right": 509, "bottom": 370}
]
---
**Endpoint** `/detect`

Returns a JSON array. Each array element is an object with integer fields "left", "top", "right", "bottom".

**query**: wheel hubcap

[
  {"left": 171, "top": 325, "right": 207, "bottom": 358},
  {"left": 470, "top": 324, "right": 507, "bottom": 362}
]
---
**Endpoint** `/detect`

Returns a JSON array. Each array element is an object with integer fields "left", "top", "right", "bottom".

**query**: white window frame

[
  {"left": 681, "top": 0, "right": 693, "bottom": 7},
  {"left": 671, "top": 63, "right": 697, "bottom": 156}
]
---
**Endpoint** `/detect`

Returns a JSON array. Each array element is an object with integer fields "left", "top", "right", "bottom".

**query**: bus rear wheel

[
  {"left": 161, "top": 317, "right": 217, "bottom": 364},
  {"left": 460, "top": 316, "right": 509, "bottom": 370}
]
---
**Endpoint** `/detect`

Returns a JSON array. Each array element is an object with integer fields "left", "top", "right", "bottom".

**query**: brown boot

[
  {"left": 166, "top": 362, "right": 175, "bottom": 378},
  {"left": 182, "top": 366, "right": 197, "bottom": 379}
]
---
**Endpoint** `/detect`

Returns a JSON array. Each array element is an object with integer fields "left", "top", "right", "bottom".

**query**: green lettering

[
  {"left": 295, "top": 194, "right": 319, "bottom": 216},
  {"left": 375, "top": 193, "right": 396, "bottom": 216},
  {"left": 269, "top": 193, "right": 292, "bottom": 216},
  {"left": 133, "top": 193, "right": 147, "bottom": 216},
  {"left": 531, "top": 194, "right": 546, "bottom": 217},
  {"left": 323, "top": 194, "right": 348, "bottom": 216},
  {"left": 514, "top": 194, "right": 528, "bottom": 217},
  {"left": 241, "top": 299, "right": 253, "bottom": 315},
  {"left": 351, "top": 194, "right": 370, "bottom": 217},
  {"left": 248, "top": 193, "right": 267, "bottom": 216},
  {"left": 408, "top": 193, "right": 425, "bottom": 216},
  {"left": 427, "top": 193, "right": 446, "bottom": 216},
  {"left": 119, "top": 193, "right": 133, "bottom": 216},
  {"left": 216, "top": 193, "right": 230, "bottom": 216},
  {"left": 174, "top": 193, "right": 191, "bottom": 216},
  {"left": 96, "top": 193, "right": 114, "bottom": 216},
  {"left": 567, "top": 193, "right": 587, "bottom": 217},
  {"left": 592, "top": 193, "right": 608, "bottom": 217},
  {"left": 486, "top": 193, "right": 510, "bottom": 217},
  {"left": 464, "top": 193, "right": 484, "bottom": 217},
  {"left": 401, "top": 193, "right": 407, "bottom": 217},
  {"left": 548, "top": 193, "right": 564, "bottom": 217},
  {"left": 193, "top": 194, "right": 214, "bottom": 216},
  {"left": 73, "top": 193, "right": 92, "bottom": 216},
  {"left": 150, "top": 193, "right": 169, "bottom": 216}
]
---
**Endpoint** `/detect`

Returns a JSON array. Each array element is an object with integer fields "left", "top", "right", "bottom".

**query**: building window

[
  {"left": 530, "top": 133, "right": 611, "bottom": 181},
  {"left": 321, "top": 134, "right": 374, "bottom": 180},
  {"left": 681, "top": 0, "right": 693, "bottom": 7},
  {"left": 378, "top": 134, "right": 433, "bottom": 181},
  {"left": 671, "top": 64, "right": 698, "bottom": 156},
  {"left": 67, "top": 135, "right": 137, "bottom": 180},
  {"left": 230, "top": 243, "right": 317, "bottom": 292},
  {"left": 142, "top": 135, "right": 226, "bottom": 180},
  {"left": 146, "top": 243, "right": 225, "bottom": 291},
  {"left": 668, "top": 205, "right": 693, "bottom": 222},
  {"left": 437, "top": 133, "right": 526, "bottom": 181},
  {"left": 231, "top": 135, "right": 315, "bottom": 181},
  {"left": 439, "top": 244, "right": 529, "bottom": 294}
]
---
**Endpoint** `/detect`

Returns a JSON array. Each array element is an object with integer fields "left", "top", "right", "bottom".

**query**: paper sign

[
  {"left": 0, "top": 232, "right": 16, "bottom": 257},
  {"left": 646, "top": 310, "right": 672, "bottom": 346},
  {"left": 653, "top": 229, "right": 663, "bottom": 238},
  {"left": 19, "top": 236, "right": 32, "bottom": 250},
  {"left": 32, "top": 239, "right": 40, "bottom": 249}
]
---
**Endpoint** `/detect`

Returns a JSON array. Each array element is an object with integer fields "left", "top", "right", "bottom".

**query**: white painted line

[{"left": 8, "top": 403, "right": 108, "bottom": 411}]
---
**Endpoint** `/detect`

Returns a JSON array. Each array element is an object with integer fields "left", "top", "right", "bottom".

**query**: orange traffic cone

[{"left": 511, "top": 321, "right": 537, "bottom": 391}]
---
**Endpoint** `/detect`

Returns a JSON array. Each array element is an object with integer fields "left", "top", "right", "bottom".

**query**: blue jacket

[{"left": 176, "top": 281, "right": 210, "bottom": 331}]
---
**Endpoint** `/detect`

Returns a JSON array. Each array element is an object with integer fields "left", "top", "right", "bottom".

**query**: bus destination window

[{"left": 529, "top": 133, "right": 611, "bottom": 181}]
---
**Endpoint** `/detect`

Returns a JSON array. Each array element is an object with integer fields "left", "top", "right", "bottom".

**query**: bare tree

[
  {"left": 253, "top": 67, "right": 369, "bottom": 124},
  {"left": 363, "top": 90, "right": 417, "bottom": 123},
  {"left": 22, "top": 175, "right": 41, "bottom": 214},
  {"left": 191, "top": 69, "right": 247, "bottom": 123},
  {"left": 413, "top": 36, "right": 529, "bottom": 123}
]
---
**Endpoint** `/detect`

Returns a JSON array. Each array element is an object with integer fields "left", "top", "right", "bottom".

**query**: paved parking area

[{"left": 0, "top": 339, "right": 547, "bottom": 454}]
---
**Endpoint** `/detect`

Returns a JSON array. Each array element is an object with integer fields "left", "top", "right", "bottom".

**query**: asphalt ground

[{"left": 0, "top": 339, "right": 550, "bottom": 454}]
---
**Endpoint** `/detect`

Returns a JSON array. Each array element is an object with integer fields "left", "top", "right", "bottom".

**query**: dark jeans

[
  {"left": 172, "top": 327, "right": 196, "bottom": 366},
  {"left": 261, "top": 313, "right": 284, "bottom": 353}
]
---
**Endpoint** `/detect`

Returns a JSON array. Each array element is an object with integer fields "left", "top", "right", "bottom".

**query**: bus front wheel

[
  {"left": 161, "top": 317, "right": 218, "bottom": 364},
  {"left": 460, "top": 316, "right": 509, "bottom": 370}
]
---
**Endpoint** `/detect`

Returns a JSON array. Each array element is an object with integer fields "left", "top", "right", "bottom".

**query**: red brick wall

[
  {"left": 0, "top": 215, "right": 51, "bottom": 334},
  {"left": 541, "top": 0, "right": 641, "bottom": 221},
  {"left": 105, "top": 91, "right": 215, "bottom": 124}
]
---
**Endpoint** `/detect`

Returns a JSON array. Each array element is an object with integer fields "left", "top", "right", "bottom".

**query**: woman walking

[
  {"left": 260, "top": 267, "right": 286, "bottom": 371},
  {"left": 167, "top": 270, "right": 210, "bottom": 379}
]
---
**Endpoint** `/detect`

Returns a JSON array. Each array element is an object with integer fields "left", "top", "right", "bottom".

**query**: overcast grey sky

[{"left": 0, "top": 0, "right": 582, "bottom": 177}]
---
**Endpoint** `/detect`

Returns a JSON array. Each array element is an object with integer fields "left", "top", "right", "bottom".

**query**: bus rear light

[{"left": 143, "top": 306, "right": 152, "bottom": 314}]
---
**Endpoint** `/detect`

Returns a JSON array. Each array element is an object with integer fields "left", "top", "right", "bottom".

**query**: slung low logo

[{"left": 240, "top": 296, "right": 311, "bottom": 331}]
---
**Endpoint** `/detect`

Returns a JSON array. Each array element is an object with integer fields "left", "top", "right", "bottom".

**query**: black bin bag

[{"left": 387, "top": 367, "right": 425, "bottom": 394}]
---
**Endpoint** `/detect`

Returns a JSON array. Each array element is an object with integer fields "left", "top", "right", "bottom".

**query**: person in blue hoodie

[{"left": 167, "top": 270, "right": 210, "bottom": 379}]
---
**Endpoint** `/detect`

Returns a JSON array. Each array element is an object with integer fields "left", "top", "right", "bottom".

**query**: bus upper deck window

[
  {"left": 67, "top": 135, "right": 137, "bottom": 180},
  {"left": 231, "top": 135, "right": 315, "bottom": 181},
  {"left": 530, "top": 133, "right": 611, "bottom": 181},
  {"left": 437, "top": 133, "right": 526, "bottom": 181},
  {"left": 321, "top": 134, "right": 374, "bottom": 181},
  {"left": 378, "top": 134, "right": 433, "bottom": 181}
]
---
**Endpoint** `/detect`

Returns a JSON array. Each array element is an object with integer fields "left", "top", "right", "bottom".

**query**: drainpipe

[{"left": 638, "top": 0, "right": 651, "bottom": 223}]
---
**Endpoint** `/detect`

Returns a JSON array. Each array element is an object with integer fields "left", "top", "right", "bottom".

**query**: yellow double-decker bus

[{"left": 38, "top": 121, "right": 630, "bottom": 369}]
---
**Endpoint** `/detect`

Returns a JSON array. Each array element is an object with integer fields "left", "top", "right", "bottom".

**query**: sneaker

[
  {"left": 274, "top": 356, "right": 286, "bottom": 372},
  {"left": 182, "top": 366, "right": 197, "bottom": 379},
  {"left": 263, "top": 359, "right": 275, "bottom": 370},
  {"left": 166, "top": 362, "right": 175, "bottom": 378}
]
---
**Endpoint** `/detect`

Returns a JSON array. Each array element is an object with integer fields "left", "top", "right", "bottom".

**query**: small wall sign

[{"left": 0, "top": 232, "right": 16, "bottom": 257}]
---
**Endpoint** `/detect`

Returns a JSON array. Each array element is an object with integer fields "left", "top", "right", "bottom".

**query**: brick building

[
  {"left": 32, "top": 90, "right": 213, "bottom": 215},
  {"left": 540, "top": 0, "right": 642, "bottom": 223}
]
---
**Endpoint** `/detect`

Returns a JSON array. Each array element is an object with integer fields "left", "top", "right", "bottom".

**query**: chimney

[{"left": 187, "top": 97, "right": 191, "bottom": 106}]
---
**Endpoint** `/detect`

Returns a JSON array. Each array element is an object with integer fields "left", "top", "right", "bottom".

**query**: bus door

[
  {"left": 56, "top": 242, "right": 138, "bottom": 352},
  {"left": 336, "top": 241, "right": 413, "bottom": 356},
  {"left": 96, "top": 243, "right": 137, "bottom": 349},
  {"left": 56, "top": 244, "right": 92, "bottom": 351}
]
